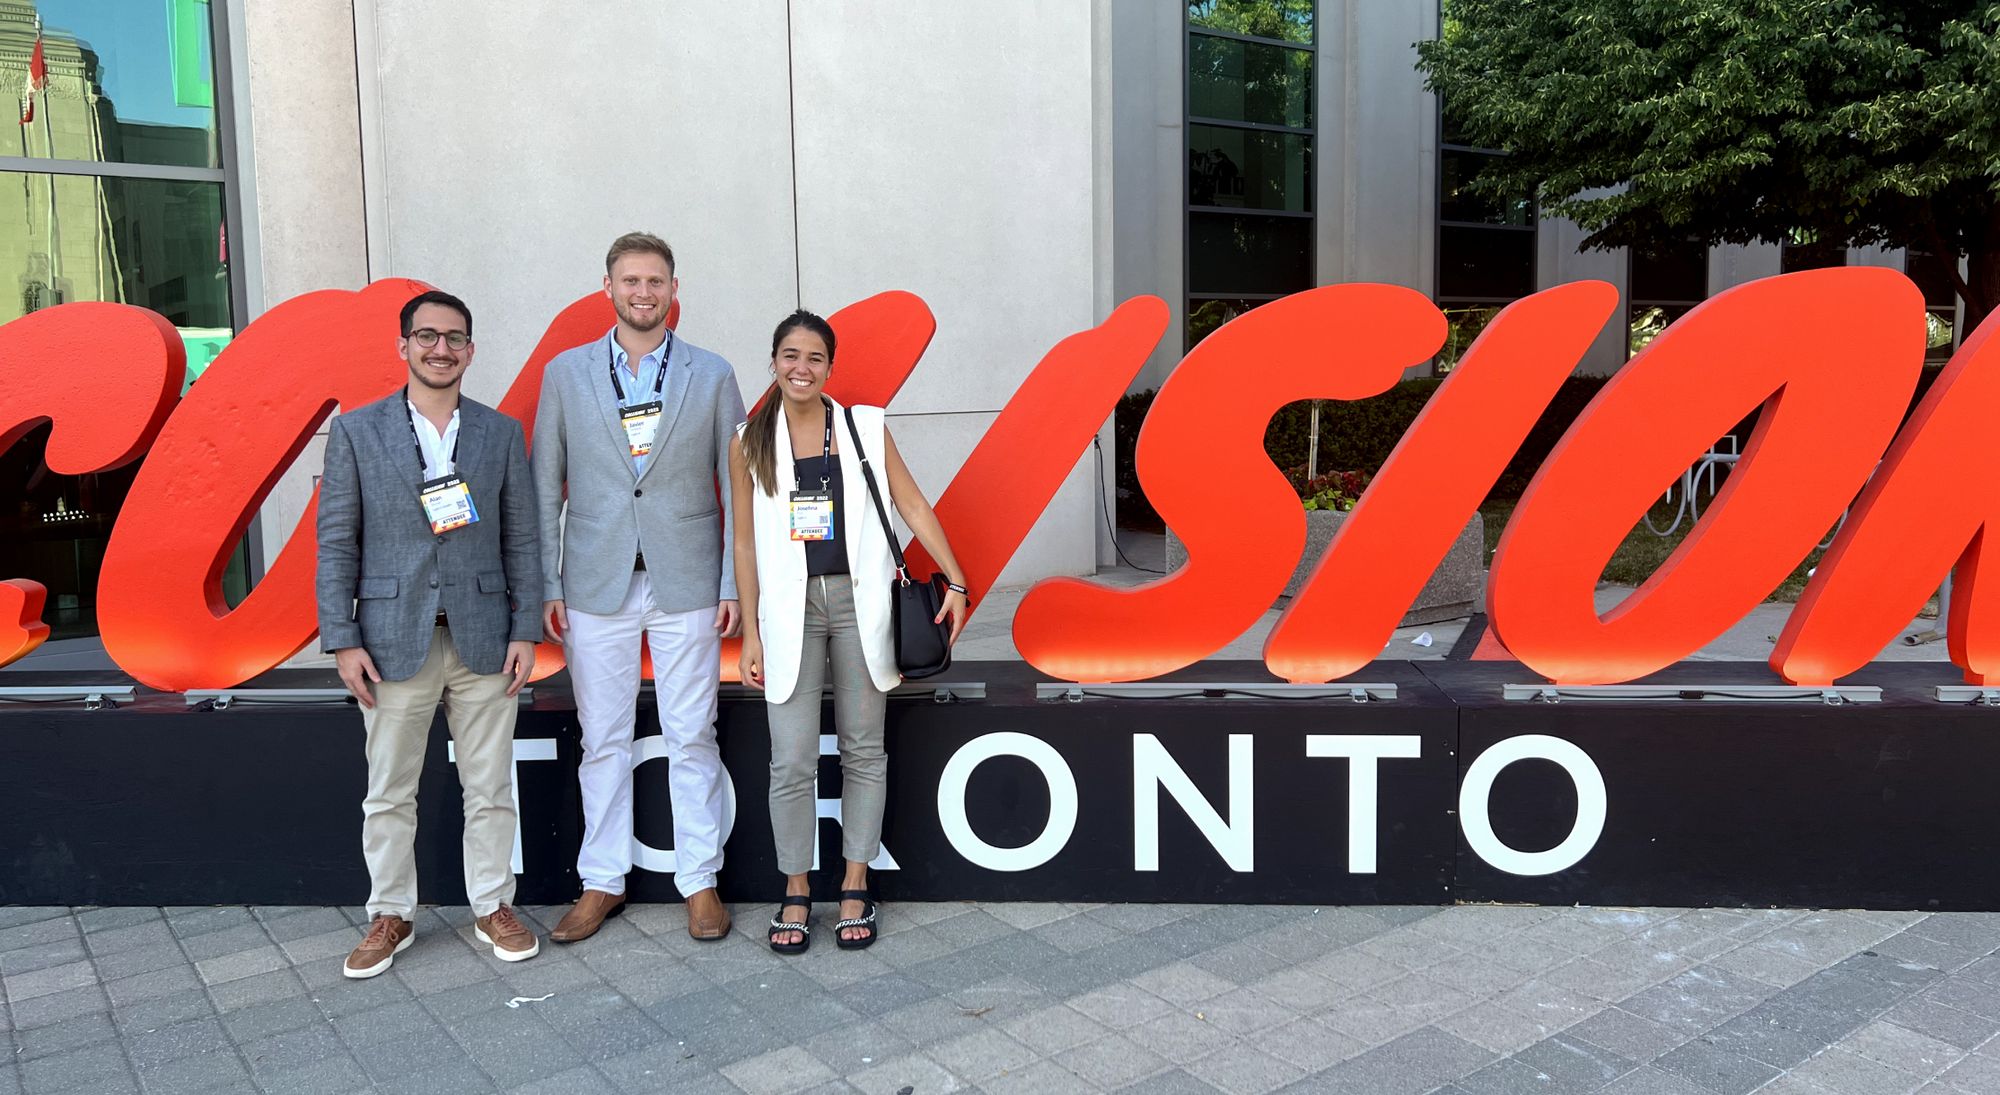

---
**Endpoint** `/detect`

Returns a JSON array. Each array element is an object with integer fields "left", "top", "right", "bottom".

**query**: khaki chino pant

[{"left": 361, "top": 627, "right": 518, "bottom": 919}]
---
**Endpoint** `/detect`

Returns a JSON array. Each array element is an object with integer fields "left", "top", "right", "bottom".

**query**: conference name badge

[
  {"left": 789, "top": 490, "right": 834, "bottom": 541},
  {"left": 622, "top": 401, "right": 663, "bottom": 456},
  {"left": 418, "top": 475, "right": 479, "bottom": 534}
]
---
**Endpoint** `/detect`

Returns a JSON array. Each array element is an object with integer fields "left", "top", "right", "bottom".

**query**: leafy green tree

[{"left": 1416, "top": 1, "right": 2000, "bottom": 328}]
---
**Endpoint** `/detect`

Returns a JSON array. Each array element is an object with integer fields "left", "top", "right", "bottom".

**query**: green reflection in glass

[
  {"left": 1189, "top": 35, "right": 1313, "bottom": 129},
  {"left": 1188, "top": 0, "right": 1314, "bottom": 44}
]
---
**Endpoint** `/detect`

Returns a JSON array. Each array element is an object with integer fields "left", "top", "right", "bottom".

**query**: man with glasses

[
  {"left": 316, "top": 290, "right": 544, "bottom": 977},
  {"left": 533, "top": 233, "right": 746, "bottom": 943}
]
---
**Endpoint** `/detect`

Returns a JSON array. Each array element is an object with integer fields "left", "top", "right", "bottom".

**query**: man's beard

[
  {"left": 410, "top": 362, "right": 460, "bottom": 390},
  {"left": 618, "top": 300, "right": 666, "bottom": 332}
]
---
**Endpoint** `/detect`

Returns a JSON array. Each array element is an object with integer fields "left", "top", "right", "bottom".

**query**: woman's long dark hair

[{"left": 744, "top": 309, "right": 838, "bottom": 495}]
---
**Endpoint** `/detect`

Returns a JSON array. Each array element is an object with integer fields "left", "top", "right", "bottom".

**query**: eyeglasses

[{"left": 409, "top": 329, "right": 471, "bottom": 350}]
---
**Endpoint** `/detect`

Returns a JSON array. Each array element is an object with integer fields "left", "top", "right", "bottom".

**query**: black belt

[
  {"left": 434, "top": 611, "right": 448, "bottom": 628},
  {"left": 634, "top": 553, "right": 646, "bottom": 572}
]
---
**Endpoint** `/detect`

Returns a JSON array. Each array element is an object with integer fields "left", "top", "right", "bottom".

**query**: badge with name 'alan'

[{"left": 419, "top": 474, "right": 479, "bottom": 534}]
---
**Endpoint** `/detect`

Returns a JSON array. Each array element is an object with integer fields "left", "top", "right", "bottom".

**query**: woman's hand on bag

[
  {"left": 936, "top": 588, "right": 969, "bottom": 645},
  {"left": 739, "top": 634, "right": 765, "bottom": 689}
]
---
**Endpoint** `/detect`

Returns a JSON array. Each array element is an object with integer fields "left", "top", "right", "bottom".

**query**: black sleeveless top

[{"left": 793, "top": 454, "right": 849, "bottom": 576}]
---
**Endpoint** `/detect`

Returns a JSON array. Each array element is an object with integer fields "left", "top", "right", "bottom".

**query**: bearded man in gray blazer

[
  {"left": 533, "top": 233, "right": 746, "bottom": 943},
  {"left": 316, "top": 290, "right": 544, "bottom": 977}
]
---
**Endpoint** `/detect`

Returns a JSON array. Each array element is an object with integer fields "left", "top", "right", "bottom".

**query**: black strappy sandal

[
  {"left": 767, "top": 895, "right": 812, "bottom": 955},
  {"left": 833, "top": 889, "right": 878, "bottom": 950}
]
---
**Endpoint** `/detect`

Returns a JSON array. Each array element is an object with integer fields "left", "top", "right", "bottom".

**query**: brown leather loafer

[
  {"left": 550, "top": 889, "right": 625, "bottom": 944},
  {"left": 686, "top": 887, "right": 731, "bottom": 941}
]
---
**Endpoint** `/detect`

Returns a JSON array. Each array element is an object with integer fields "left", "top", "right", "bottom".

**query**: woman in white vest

[{"left": 729, "top": 310, "right": 968, "bottom": 953}]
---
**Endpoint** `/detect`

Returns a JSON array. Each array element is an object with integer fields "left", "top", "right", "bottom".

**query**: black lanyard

[
  {"left": 608, "top": 330, "right": 674, "bottom": 406},
  {"left": 794, "top": 398, "right": 833, "bottom": 490},
  {"left": 403, "top": 389, "right": 459, "bottom": 477}
]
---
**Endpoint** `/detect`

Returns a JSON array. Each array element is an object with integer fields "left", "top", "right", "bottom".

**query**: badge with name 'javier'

[
  {"left": 419, "top": 474, "right": 479, "bottom": 534},
  {"left": 622, "top": 401, "right": 663, "bottom": 456}
]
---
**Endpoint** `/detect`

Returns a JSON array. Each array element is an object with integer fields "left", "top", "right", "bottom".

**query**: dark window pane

[
  {"left": 1186, "top": 297, "right": 1276, "bottom": 350},
  {"left": 1440, "top": 149, "right": 1531, "bottom": 227},
  {"left": 1438, "top": 224, "right": 1534, "bottom": 299},
  {"left": 1926, "top": 308, "right": 1957, "bottom": 360},
  {"left": 1907, "top": 246, "right": 1959, "bottom": 308},
  {"left": 1631, "top": 241, "right": 1707, "bottom": 303},
  {"left": 1188, "top": 0, "right": 1313, "bottom": 44},
  {"left": 1438, "top": 303, "right": 1505, "bottom": 372},
  {"left": 1189, "top": 212, "right": 1312, "bottom": 296},
  {"left": 1190, "top": 35, "right": 1312, "bottom": 129},
  {"left": 6, "top": 1, "right": 220, "bottom": 169},
  {"left": 1629, "top": 303, "right": 1695, "bottom": 356},
  {"left": 1188, "top": 125, "right": 1311, "bottom": 212}
]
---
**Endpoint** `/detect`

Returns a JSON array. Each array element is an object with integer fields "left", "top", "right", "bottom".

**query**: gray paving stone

[
  {"left": 1649, "top": 1038, "right": 1781, "bottom": 1094},
  {"left": 73, "top": 908, "right": 160, "bottom": 934},
  {"left": 847, "top": 1052, "right": 965, "bottom": 1095},
  {"left": 17, "top": 1040, "right": 135, "bottom": 1094},
  {"left": 1435, "top": 999, "right": 1572, "bottom": 1056},
  {"left": 1312, "top": 1026, "right": 1493, "bottom": 1095},
  {"left": 372, "top": 1059, "right": 504, "bottom": 1095},
  {"left": 217, "top": 995, "right": 324, "bottom": 1043},
  {"left": 259, "top": 907, "right": 354, "bottom": 945},
  {"left": 79, "top": 919, "right": 176, "bottom": 958},
  {"left": 1055, "top": 1032, "right": 1171, "bottom": 1089},
  {"left": 835, "top": 971, "right": 940, "bottom": 1018},
  {"left": 1562, "top": 1007, "right": 1689, "bottom": 1064},
  {"left": 1453, "top": 1056, "right": 1574, "bottom": 1095},
  {"left": 1, "top": 958, "right": 94, "bottom": 1002},
  {"left": 1031, "top": 913, "right": 1128, "bottom": 954},
  {"left": 330, "top": 998, "right": 440, "bottom": 1047},
  {"left": 512, "top": 1064, "right": 621, "bottom": 1094},
  {"left": 177, "top": 922, "right": 272, "bottom": 963},
  {"left": 0, "top": 939, "right": 86, "bottom": 977},
  {"left": 450, "top": 1008, "right": 584, "bottom": 1087},
  {"left": 1840, "top": 1017, "right": 1966, "bottom": 1077},
  {"left": 1938, "top": 1051, "right": 2000, "bottom": 1092},
  {"left": 90, "top": 939, "right": 190, "bottom": 982},
  {"left": 1906, "top": 914, "right": 2000, "bottom": 955},
  {"left": 195, "top": 943, "right": 288, "bottom": 985},
  {"left": 241, "top": 1022, "right": 349, "bottom": 1077},
  {"left": 208, "top": 965, "right": 307, "bottom": 1011},
  {"left": 1923, "top": 976, "right": 2000, "bottom": 1023},
  {"left": 1511, "top": 1032, "right": 1636, "bottom": 1092},
  {"left": 1108, "top": 1066, "right": 1223, "bottom": 1093},
  {"left": 124, "top": 1014, "right": 230, "bottom": 1068},
  {"left": 253, "top": 1051, "right": 372, "bottom": 1095},
  {"left": 357, "top": 1030, "right": 480, "bottom": 1086},
  {"left": 1881, "top": 996, "right": 2000, "bottom": 1050},
  {"left": 7, "top": 984, "right": 107, "bottom": 1030},
  {"left": 1873, "top": 933, "right": 1990, "bottom": 975},
  {"left": 102, "top": 963, "right": 200, "bottom": 1007},
  {"left": 1184, "top": 1041, "right": 1308, "bottom": 1095},
  {"left": 1192, "top": 940, "right": 1304, "bottom": 985},
  {"left": 1128, "top": 1008, "right": 1241, "bottom": 1067},
  {"left": 8, "top": 1010, "right": 117, "bottom": 1062},
  {"left": 0, "top": 914, "right": 76, "bottom": 954},
  {"left": 1597, "top": 1067, "right": 1714, "bottom": 1095},
  {"left": 1790, "top": 1044, "right": 1933, "bottom": 1094},
  {"left": 163, "top": 906, "right": 258, "bottom": 939},
  {"left": 111, "top": 987, "right": 215, "bottom": 1035},
  {"left": 594, "top": 1042, "right": 725, "bottom": 1094},
  {"left": 1699, "top": 1008, "right": 1830, "bottom": 1069}
]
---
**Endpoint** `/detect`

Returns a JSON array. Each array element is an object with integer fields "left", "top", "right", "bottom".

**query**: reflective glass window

[
  {"left": 1439, "top": 149, "right": 1531, "bottom": 227},
  {"left": 1188, "top": 124, "right": 1311, "bottom": 212},
  {"left": 1189, "top": 35, "right": 1313, "bottom": 129},
  {"left": 1189, "top": 211, "right": 1313, "bottom": 296},
  {"left": 4, "top": 1, "right": 219, "bottom": 169},
  {"left": 1437, "top": 224, "right": 1534, "bottom": 300},
  {"left": 1185, "top": 297, "right": 1275, "bottom": 351},
  {"left": 1188, "top": 1, "right": 1314, "bottom": 45}
]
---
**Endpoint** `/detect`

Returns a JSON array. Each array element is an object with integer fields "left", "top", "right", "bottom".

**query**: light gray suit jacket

[
  {"left": 316, "top": 394, "right": 543, "bottom": 681},
  {"left": 532, "top": 331, "right": 746, "bottom": 616}
]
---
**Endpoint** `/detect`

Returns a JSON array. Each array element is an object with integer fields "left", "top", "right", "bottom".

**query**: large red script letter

[
  {"left": 1487, "top": 268, "right": 1925, "bottom": 684},
  {"left": 1774, "top": 307, "right": 2000, "bottom": 685},
  {"left": 1014, "top": 285, "right": 1443, "bottom": 681},
  {"left": 98, "top": 280, "right": 427, "bottom": 691},
  {"left": 1265, "top": 282, "right": 1616, "bottom": 682}
]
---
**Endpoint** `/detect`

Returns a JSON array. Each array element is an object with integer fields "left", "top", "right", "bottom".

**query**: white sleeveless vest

[{"left": 745, "top": 398, "right": 900, "bottom": 703}]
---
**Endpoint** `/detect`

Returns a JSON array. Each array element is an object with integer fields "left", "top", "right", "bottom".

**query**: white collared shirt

[{"left": 407, "top": 400, "right": 460, "bottom": 479}]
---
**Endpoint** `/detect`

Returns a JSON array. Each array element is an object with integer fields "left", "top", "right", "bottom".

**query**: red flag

[{"left": 19, "top": 34, "right": 45, "bottom": 125}]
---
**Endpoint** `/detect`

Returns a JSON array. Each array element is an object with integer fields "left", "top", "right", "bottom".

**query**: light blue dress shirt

[{"left": 607, "top": 328, "right": 670, "bottom": 474}]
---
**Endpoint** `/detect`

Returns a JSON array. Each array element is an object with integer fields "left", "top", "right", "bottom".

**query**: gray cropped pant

[{"left": 767, "top": 574, "right": 889, "bottom": 876}]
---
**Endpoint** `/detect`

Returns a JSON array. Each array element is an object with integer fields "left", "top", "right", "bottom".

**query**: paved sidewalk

[{"left": 6, "top": 901, "right": 2000, "bottom": 1094}]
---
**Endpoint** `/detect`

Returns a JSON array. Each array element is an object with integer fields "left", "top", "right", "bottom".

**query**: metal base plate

[
  {"left": 1503, "top": 683, "right": 1880, "bottom": 705},
  {"left": 1036, "top": 682, "right": 1397, "bottom": 703}
]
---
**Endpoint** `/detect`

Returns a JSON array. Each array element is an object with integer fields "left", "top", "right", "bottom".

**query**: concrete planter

[{"left": 1165, "top": 510, "right": 1485, "bottom": 626}]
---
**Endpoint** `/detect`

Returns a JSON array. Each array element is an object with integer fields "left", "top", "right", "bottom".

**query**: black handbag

[{"left": 844, "top": 406, "right": 954, "bottom": 679}]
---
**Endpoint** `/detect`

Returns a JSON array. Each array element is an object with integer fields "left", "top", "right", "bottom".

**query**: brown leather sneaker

[
  {"left": 550, "top": 889, "right": 626, "bottom": 944},
  {"left": 342, "top": 914, "right": 413, "bottom": 979},
  {"left": 686, "top": 887, "right": 732, "bottom": 941},
  {"left": 473, "top": 905, "right": 540, "bottom": 962}
]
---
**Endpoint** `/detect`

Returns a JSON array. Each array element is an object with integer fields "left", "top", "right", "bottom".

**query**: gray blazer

[
  {"left": 316, "top": 394, "right": 543, "bottom": 681},
  {"left": 532, "top": 331, "right": 746, "bottom": 616}
]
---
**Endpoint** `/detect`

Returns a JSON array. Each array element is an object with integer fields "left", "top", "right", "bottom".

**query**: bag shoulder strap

[{"left": 842, "top": 405, "right": 908, "bottom": 579}]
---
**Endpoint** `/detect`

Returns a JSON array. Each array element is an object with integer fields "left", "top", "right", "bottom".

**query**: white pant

[{"left": 566, "top": 571, "right": 724, "bottom": 897}]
